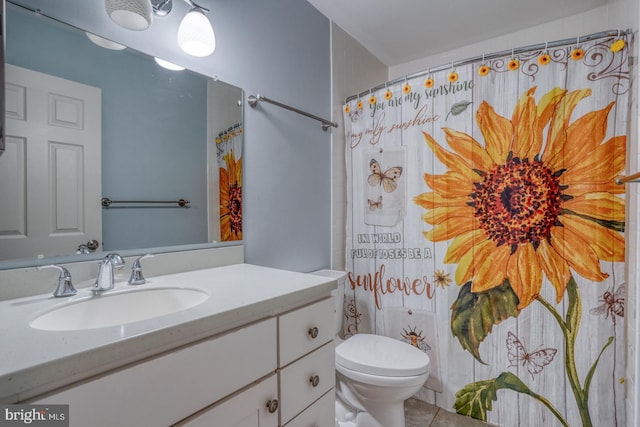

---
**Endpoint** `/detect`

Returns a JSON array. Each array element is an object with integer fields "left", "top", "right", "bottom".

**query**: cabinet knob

[
  {"left": 266, "top": 399, "right": 279, "bottom": 413},
  {"left": 309, "top": 375, "right": 320, "bottom": 387},
  {"left": 308, "top": 326, "right": 319, "bottom": 339}
]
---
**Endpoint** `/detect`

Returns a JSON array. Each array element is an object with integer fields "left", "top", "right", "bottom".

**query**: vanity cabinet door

[
  {"left": 176, "top": 374, "right": 278, "bottom": 427},
  {"left": 279, "top": 297, "right": 334, "bottom": 366},
  {"left": 31, "top": 318, "right": 277, "bottom": 427}
]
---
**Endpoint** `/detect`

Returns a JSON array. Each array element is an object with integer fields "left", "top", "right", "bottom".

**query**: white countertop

[{"left": 0, "top": 263, "right": 336, "bottom": 403}]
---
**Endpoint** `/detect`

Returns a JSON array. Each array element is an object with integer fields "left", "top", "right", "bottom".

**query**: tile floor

[{"left": 405, "top": 399, "right": 496, "bottom": 427}]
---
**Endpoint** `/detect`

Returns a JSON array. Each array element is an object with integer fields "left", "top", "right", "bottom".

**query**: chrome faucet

[
  {"left": 94, "top": 253, "right": 125, "bottom": 292},
  {"left": 128, "top": 254, "right": 154, "bottom": 285},
  {"left": 37, "top": 264, "right": 77, "bottom": 297}
]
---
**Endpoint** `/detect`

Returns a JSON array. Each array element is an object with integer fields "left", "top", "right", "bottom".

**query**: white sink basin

[{"left": 30, "top": 287, "right": 209, "bottom": 331}]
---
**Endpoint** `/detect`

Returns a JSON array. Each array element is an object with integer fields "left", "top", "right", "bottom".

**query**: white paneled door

[{"left": 0, "top": 64, "right": 102, "bottom": 261}]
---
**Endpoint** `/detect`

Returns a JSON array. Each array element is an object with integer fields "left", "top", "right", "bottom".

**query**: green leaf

[
  {"left": 454, "top": 372, "right": 533, "bottom": 421},
  {"left": 450, "top": 280, "right": 520, "bottom": 363},
  {"left": 446, "top": 100, "right": 472, "bottom": 120},
  {"left": 453, "top": 378, "right": 498, "bottom": 421}
]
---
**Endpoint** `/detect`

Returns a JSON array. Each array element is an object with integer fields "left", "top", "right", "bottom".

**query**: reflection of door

[{"left": 0, "top": 65, "right": 101, "bottom": 261}]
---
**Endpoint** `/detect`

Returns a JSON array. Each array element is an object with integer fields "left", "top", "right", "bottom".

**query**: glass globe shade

[
  {"left": 105, "top": 0, "right": 153, "bottom": 31},
  {"left": 177, "top": 9, "right": 216, "bottom": 57}
]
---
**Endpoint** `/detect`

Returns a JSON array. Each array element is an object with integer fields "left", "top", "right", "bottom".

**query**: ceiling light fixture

[
  {"left": 151, "top": 0, "right": 216, "bottom": 57},
  {"left": 177, "top": 2, "right": 216, "bottom": 57},
  {"left": 105, "top": 0, "right": 153, "bottom": 31}
]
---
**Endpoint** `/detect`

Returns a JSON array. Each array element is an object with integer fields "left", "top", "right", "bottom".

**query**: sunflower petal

[
  {"left": 550, "top": 226, "right": 609, "bottom": 282},
  {"left": 472, "top": 244, "right": 511, "bottom": 293},
  {"left": 537, "top": 87, "right": 568, "bottom": 132},
  {"left": 476, "top": 101, "right": 513, "bottom": 164},
  {"left": 455, "top": 239, "right": 495, "bottom": 284},
  {"left": 563, "top": 192, "right": 626, "bottom": 222},
  {"left": 445, "top": 229, "right": 487, "bottom": 263},
  {"left": 542, "top": 88, "right": 592, "bottom": 169},
  {"left": 422, "top": 206, "right": 474, "bottom": 225},
  {"left": 567, "top": 180, "right": 626, "bottom": 197},
  {"left": 554, "top": 103, "right": 615, "bottom": 171},
  {"left": 562, "top": 136, "right": 626, "bottom": 186},
  {"left": 537, "top": 239, "right": 571, "bottom": 303},
  {"left": 507, "top": 244, "right": 542, "bottom": 309},
  {"left": 443, "top": 128, "right": 495, "bottom": 172},
  {"left": 422, "top": 131, "right": 473, "bottom": 177},
  {"left": 414, "top": 192, "right": 469, "bottom": 209},
  {"left": 511, "top": 88, "right": 540, "bottom": 160},
  {"left": 423, "top": 172, "right": 474, "bottom": 197},
  {"left": 424, "top": 215, "right": 477, "bottom": 241},
  {"left": 562, "top": 215, "right": 625, "bottom": 261}
]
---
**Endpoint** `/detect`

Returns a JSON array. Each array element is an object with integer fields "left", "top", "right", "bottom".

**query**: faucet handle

[
  {"left": 128, "top": 254, "right": 155, "bottom": 285},
  {"left": 37, "top": 264, "right": 77, "bottom": 297}
]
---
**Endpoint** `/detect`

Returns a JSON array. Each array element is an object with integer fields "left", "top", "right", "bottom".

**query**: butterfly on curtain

[
  {"left": 367, "top": 159, "right": 403, "bottom": 193},
  {"left": 590, "top": 283, "right": 625, "bottom": 325},
  {"left": 506, "top": 331, "right": 557, "bottom": 378},
  {"left": 367, "top": 196, "right": 383, "bottom": 210}
]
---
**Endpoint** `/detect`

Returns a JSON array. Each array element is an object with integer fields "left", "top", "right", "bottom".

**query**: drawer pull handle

[
  {"left": 266, "top": 399, "right": 279, "bottom": 414},
  {"left": 309, "top": 375, "right": 320, "bottom": 387},
  {"left": 308, "top": 326, "right": 319, "bottom": 339}
]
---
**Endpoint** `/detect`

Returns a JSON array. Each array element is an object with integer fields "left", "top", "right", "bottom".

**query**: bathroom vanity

[{"left": 0, "top": 263, "right": 337, "bottom": 426}]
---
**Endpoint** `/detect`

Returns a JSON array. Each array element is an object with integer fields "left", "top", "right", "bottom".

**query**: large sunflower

[
  {"left": 219, "top": 150, "right": 243, "bottom": 241},
  {"left": 414, "top": 87, "right": 625, "bottom": 309}
]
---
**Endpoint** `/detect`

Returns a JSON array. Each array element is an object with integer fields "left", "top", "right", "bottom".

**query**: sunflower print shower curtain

[{"left": 343, "top": 35, "right": 630, "bottom": 427}]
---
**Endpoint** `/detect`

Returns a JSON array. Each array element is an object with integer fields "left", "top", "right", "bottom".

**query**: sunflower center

[
  {"left": 227, "top": 184, "right": 242, "bottom": 235},
  {"left": 472, "top": 156, "right": 563, "bottom": 248}
]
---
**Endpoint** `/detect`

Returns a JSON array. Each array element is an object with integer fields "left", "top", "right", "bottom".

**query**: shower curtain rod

[
  {"left": 616, "top": 171, "right": 640, "bottom": 185},
  {"left": 346, "top": 29, "right": 630, "bottom": 103},
  {"left": 247, "top": 94, "right": 339, "bottom": 131}
]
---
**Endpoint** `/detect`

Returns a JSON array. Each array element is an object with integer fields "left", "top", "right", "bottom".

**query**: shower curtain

[
  {"left": 216, "top": 123, "right": 243, "bottom": 241},
  {"left": 343, "top": 34, "right": 630, "bottom": 427}
]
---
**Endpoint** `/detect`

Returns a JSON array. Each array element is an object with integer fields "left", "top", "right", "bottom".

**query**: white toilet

[{"left": 311, "top": 270, "right": 431, "bottom": 427}]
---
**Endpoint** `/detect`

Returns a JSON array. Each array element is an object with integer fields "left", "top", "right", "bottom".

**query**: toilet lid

[{"left": 335, "top": 334, "right": 429, "bottom": 377}]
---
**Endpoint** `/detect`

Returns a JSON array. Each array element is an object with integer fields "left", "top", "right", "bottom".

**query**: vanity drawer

[
  {"left": 284, "top": 389, "right": 335, "bottom": 427},
  {"left": 32, "top": 318, "right": 277, "bottom": 427},
  {"left": 280, "top": 341, "right": 335, "bottom": 424},
  {"left": 279, "top": 297, "right": 334, "bottom": 366}
]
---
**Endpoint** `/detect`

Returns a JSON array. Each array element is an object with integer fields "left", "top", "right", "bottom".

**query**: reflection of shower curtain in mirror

[{"left": 216, "top": 122, "right": 243, "bottom": 241}]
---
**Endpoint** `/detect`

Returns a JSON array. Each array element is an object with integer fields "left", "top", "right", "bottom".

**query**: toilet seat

[{"left": 335, "top": 334, "right": 429, "bottom": 377}]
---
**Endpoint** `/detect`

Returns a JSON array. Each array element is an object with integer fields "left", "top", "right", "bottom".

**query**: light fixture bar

[{"left": 151, "top": 0, "right": 172, "bottom": 16}]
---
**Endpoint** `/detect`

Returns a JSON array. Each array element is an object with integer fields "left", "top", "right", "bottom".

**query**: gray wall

[
  {"left": 7, "top": 0, "right": 332, "bottom": 272},
  {"left": 212, "top": 0, "right": 332, "bottom": 272}
]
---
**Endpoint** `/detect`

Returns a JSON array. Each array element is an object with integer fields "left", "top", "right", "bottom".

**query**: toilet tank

[{"left": 309, "top": 269, "right": 346, "bottom": 337}]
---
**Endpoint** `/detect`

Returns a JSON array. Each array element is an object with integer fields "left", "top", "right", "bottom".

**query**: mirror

[
  {"left": 0, "top": 1, "right": 243, "bottom": 268},
  {"left": 0, "top": 1, "right": 4, "bottom": 157}
]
